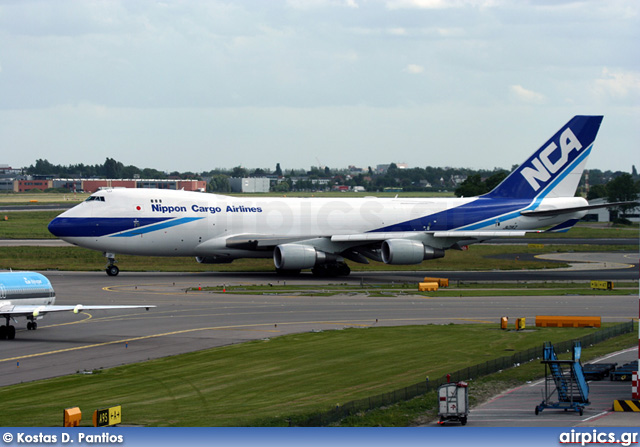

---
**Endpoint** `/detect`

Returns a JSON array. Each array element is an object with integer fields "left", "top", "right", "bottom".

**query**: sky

[{"left": 0, "top": 0, "right": 638, "bottom": 174}]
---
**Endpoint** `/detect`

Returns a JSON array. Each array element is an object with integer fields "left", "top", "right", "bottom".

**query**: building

[
  {"left": 229, "top": 177, "right": 270, "bottom": 193},
  {"left": 14, "top": 179, "right": 53, "bottom": 192},
  {"left": 0, "top": 164, "right": 21, "bottom": 175},
  {"left": 3, "top": 178, "right": 207, "bottom": 193},
  {"left": 584, "top": 197, "right": 640, "bottom": 223}
]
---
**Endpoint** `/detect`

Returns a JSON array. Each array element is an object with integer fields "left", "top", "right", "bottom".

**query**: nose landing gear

[{"left": 105, "top": 253, "right": 120, "bottom": 276}]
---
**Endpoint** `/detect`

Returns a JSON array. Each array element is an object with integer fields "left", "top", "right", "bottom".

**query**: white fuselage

[{"left": 51, "top": 188, "right": 587, "bottom": 258}]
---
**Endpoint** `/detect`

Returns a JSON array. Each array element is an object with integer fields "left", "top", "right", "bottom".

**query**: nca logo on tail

[{"left": 520, "top": 127, "right": 582, "bottom": 191}]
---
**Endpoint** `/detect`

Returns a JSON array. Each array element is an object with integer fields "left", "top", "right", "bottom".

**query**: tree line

[{"left": 24, "top": 158, "right": 639, "bottom": 199}]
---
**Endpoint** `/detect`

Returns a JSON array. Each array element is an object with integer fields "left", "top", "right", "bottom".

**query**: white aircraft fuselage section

[
  {"left": 54, "top": 188, "right": 587, "bottom": 256},
  {"left": 47, "top": 115, "right": 605, "bottom": 276}
]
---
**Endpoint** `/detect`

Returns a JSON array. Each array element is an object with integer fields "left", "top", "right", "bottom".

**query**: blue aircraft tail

[{"left": 483, "top": 116, "right": 603, "bottom": 200}]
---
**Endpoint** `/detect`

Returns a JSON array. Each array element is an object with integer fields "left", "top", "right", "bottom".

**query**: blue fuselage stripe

[
  {"left": 48, "top": 217, "right": 174, "bottom": 238},
  {"left": 110, "top": 217, "right": 204, "bottom": 237}
]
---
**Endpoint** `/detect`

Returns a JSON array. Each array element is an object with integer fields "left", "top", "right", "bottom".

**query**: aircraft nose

[{"left": 48, "top": 217, "right": 70, "bottom": 237}]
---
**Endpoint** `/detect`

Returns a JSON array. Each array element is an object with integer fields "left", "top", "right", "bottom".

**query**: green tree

[
  {"left": 103, "top": 158, "right": 123, "bottom": 178},
  {"left": 606, "top": 173, "right": 640, "bottom": 223},
  {"left": 454, "top": 174, "right": 484, "bottom": 197},
  {"left": 28, "top": 159, "right": 56, "bottom": 175},
  {"left": 587, "top": 184, "right": 608, "bottom": 200},
  {"left": 231, "top": 166, "right": 248, "bottom": 178},
  {"left": 209, "top": 175, "right": 231, "bottom": 192},
  {"left": 484, "top": 171, "right": 508, "bottom": 192},
  {"left": 271, "top": 181, "right": 290, "bottom": 192}
]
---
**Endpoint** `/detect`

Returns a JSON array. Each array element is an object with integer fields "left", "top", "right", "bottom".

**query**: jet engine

[
  {"left": 273, "top": 244, "right": 339, "bottom": 270},
  {"left": 381, "top": 239, "right": 445, "bottom": 265}
]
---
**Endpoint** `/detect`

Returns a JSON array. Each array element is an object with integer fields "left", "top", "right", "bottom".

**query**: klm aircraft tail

[{"left": 483, "top": 116, "right": 603, "bottom": 200}]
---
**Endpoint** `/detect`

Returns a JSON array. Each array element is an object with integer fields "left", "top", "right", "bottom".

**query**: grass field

[
  {"left": 1, "top": 323, "right": 634, "bottom": 427},
  {"left": 201, "top": 282, "right": 638, "bottom": 297}
]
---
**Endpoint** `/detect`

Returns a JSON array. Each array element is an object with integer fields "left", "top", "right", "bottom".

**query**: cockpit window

[{"left": 85, "top": 196, "right": 106, "bottom": 202}]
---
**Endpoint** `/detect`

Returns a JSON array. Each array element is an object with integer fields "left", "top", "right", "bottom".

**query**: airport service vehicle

[
  {"left": 535, "top": 342, "right": 589, "bottom": 416},
  {"left": 438, "top": 381, "right": 469, "bottom": 425},
  {"left": 49, "top": 115, "right": 618, "bottom": 277},
  {"left": 0, "top": 271, "right": 154, "bottom": 340}
]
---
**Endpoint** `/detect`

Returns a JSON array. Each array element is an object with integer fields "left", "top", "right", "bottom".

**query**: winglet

[{"left": 483, "top": 116, "right": 603, "bottom": 200}]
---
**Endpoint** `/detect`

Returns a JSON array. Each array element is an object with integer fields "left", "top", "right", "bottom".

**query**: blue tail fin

[{"left": 483, "top": 116, "right": 603, "bottom": 200}]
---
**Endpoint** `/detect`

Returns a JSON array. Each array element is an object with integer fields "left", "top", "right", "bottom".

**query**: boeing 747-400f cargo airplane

[
  {"left": 48, "top": 115, "right": 625, "bottom": 277},
  {"left": 0, "top": 271, "right": 154, "bottom": 340}
]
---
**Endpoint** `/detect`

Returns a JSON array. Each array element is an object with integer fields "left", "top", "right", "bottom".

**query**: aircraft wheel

[
  {"left": 0, "top": 325, "right": 6, "bottom": 340},
  {"left": 27, "top": 322, "right": 33, "bottom": 330},
  {"left": 106, "top": 265, "right": 120, "bottom": 276},
  {"left": 337, "top": 263, "right": 351, "bottom": 276},
  {"left": 7, "top": 325, "right": 16, "bottom": 340},
  {"left": 312, "top": 266, "right": 329, "bottom": 277}
]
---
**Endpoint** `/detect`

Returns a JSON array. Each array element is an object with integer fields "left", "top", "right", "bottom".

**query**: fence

[{"left": 295, "top": 321, "right": 635, "bottom": 426}]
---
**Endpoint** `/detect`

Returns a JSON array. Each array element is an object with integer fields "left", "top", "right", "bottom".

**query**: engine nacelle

[
  {"left": 273, "top": 244, "right": 317, "bottom": 270},
  {"left": 195, "top": 256, "right": 234, "bottom": 264},
  {"left": 381, "top": 239, "right": 445, "bottom": 265},
  {"left": 273, "top": 244, "right": 339, "bottom": 270}
]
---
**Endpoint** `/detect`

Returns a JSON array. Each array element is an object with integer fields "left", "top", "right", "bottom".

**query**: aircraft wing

[
  {"left": 0, "top": 304, "right": 154, "bottom": 318},
  {"left": 330, "top": 231, "right": 536, "bottom": 242}
]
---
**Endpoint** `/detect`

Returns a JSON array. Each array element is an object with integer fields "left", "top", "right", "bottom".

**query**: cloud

[
  {"left": 404, "top": 64, "right": 425, "bottom": 74},
  {"left": 386, "top": 0, "right": 499, "bottom": 9},
  {"left": 287, "top": 0, "right": 359, "bottom": 9},
  {"left": 509, "top": 85, "right": 546, "bottom": 104},
  {"left": 592, "top": 67, "right": 640, "bottom": 101}
]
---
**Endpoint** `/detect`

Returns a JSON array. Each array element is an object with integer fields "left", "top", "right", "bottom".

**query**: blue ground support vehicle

[
  {"left": 610, "top": 362, "right": 638, "bottom": 381},
  {"left": 535, "top": 342, "right": 590, "bottom": 416},
  {"left": 582, "top": 363, "right": 617, "bottom": 380}
]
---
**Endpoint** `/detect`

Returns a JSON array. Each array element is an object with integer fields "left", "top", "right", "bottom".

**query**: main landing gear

[
  {"left": 274, "top": 262, "right": 351, "bottom": 277},
  {"left": 0, "top": 316, "right": 16, "bottom": 340},
  {"left": 311, "top": 262, "right": 351, "bottom": 277},
  {"left": 105, "top": 253, "right": 120, "bottom": 277}
]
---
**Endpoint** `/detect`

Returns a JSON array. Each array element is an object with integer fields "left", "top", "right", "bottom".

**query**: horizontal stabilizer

[{"left": 521, "top": 201, "right": 639, "bottom": 218}]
